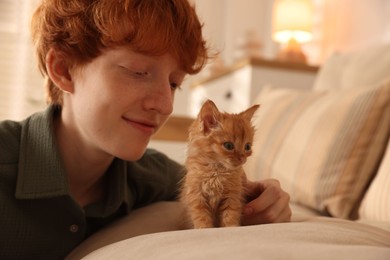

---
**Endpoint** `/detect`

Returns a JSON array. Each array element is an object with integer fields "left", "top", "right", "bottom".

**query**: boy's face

[{"left": 63, "top": 47, "right": 186, "bottom": 161}]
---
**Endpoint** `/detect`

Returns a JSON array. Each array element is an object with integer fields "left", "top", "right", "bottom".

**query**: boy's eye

[
  {"left": 245, "top": 143, "right": 251, "bottom": 151},
  {"left": 134, "top": 71, "right": 149, "bottom": 77},
  {"left": 170, "top": 83, "right": 181, "bottom": 91},
  {"left": 118, "top": 66, "right": 149, "bottom": 77},
  {"left": 223, "top": 142, "right": 234, "bottom": 150}
]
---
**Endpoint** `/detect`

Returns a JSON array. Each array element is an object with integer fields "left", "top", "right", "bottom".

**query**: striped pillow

[
  {"left": 244, "top": 81, "right": 390, "bottom": 219},
  {"left": 359, "top": 140, "right": 390, "bottom": 222}
]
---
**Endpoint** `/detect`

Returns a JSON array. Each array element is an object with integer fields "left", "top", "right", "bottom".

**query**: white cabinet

[{"left": 189, "top": 58, "right": 319, "bottom": 116}]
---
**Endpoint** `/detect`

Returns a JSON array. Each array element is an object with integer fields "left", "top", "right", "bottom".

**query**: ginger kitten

[{"left": 180, "top": 100, "right": 259, "bottom": 228}]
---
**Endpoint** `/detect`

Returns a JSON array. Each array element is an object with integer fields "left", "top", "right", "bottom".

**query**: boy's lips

[{"left": 122, "top": 116, "right": 159, "bottom": 135}]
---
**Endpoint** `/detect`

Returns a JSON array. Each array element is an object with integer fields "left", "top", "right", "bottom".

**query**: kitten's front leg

[
  {"left": 219, "top": 197, "right": 242, "bottom": 227},
  {"left": 189, "top": 202, "right": 214, "bottom": 228}
]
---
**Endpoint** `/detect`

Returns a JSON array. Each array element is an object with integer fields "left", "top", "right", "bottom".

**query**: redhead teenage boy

[{"left": 0, "top": 0, "right": 291, "bottom": 259}]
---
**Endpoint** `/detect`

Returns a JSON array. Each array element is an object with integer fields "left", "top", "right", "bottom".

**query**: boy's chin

[{"left": 117, "top": 147, "right": 148, "bottom": 162}]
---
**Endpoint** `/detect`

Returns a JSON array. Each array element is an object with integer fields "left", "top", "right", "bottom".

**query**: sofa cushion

[
  {"left": 359, "top": 139, "right": 390, "bottom": 223},
  {"left": 82, "top": 218, "right": 390, "bottom": 260},
  {"left": 65, "top": 201, "right": 188, "bottom": 259},
  {"left": 244, "top": 80, "right": 390, "bottom": 219},
  {"left": 313, "top": 43, "right": 390, "bottom": 91},
  {"left": 312, "top": 52, "right": 348, "bottom": 90}
]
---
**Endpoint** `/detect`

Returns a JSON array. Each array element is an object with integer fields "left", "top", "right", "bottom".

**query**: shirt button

[{"left": 69, "top": 224, "right": 79, "bottom": 233}]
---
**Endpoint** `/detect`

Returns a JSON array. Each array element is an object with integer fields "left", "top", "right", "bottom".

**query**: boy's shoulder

[
  {"left": 0, "top": 119, "right": 22, "bottom": 135},
  {"left": 0, "top": 120, "right": 22, "bottom": 164}
]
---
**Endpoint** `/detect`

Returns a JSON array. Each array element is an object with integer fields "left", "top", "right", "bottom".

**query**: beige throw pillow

[
  {"left": 359, "top": 140, "right": 390, "bottom": 223},
  {"left": 313, "top": 43, "right": 390, "bottom": 91},
  {"left": 245, "top": 80, "right": 390, "bottom": 219}
]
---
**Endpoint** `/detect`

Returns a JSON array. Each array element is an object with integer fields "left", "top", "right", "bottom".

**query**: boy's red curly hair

[{"left": 31, "top": 0, "right": 209, "bottom": 105}]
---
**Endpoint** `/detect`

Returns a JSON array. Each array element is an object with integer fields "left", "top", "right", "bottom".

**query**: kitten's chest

[
  {"left": 202, "top": 174, "right": 225, "bottom": 197},
  {"left": 200, "top": 172, "right": 243, "bottom": 210},
  {"left": 201, "top": 171, "right": 241, "bottom": 199}
]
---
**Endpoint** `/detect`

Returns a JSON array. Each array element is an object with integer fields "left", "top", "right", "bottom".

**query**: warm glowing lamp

[{"left": 272, "top": 0, "right": 313, "bottom": 63}]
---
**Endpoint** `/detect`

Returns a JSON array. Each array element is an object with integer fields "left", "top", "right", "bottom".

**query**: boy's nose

[{"left": 145, "top": 83, "right": 174, "bottom": 115}]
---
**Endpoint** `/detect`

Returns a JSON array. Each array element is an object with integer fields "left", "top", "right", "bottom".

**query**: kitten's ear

[
  {"left": 241, "top": 104, "right": 260, "bottom": 121},
  {"left": 199, "top": 100, "right": 220, "bottom": 133}
]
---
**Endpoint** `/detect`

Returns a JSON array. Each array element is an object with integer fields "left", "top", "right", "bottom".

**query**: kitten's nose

[{"left": 238, "top": 156, "right": 246, "bottom": 164}]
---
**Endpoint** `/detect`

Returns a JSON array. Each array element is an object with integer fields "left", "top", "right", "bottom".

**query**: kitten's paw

[
  {"left": 220, "top": 222, "right": 240, "bottom": 227},
  {"left": 220, "top": 216, "right": 241, "bottom": 227},
  {"left": 193, "top": 223, "right": 214, "bottom": 229}
]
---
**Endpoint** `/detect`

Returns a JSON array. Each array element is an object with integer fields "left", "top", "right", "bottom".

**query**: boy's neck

[{"left": 53, "top": 111, "right": 113, "bottom": 207}]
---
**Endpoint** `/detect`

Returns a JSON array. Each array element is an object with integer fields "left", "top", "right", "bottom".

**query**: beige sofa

[{"left": 66, "top": 43, "right": 390, "bottom": 260}]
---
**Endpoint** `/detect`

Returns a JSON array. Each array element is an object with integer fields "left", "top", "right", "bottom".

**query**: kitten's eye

[
  {"left": 245, "top": 143, "right": 251, "bottom": 151},
  {"left": 223, "top": 142, "right": 234, "bottom": 150}
]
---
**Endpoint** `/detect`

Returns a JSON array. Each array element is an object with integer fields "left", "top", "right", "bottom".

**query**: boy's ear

[{"left": 45, "top": 48, "right": 74, "bottom": 93}]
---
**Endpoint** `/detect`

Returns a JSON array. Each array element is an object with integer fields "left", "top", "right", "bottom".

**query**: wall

[
  {"left": 316, "top": 0, "right": 390, "bottom": 61},
  {"left": 191, "top": 0, "right": 390, "bottom": 66},
  {"left": 0, "top": 0, "right": 44, "bottom": 120},
  {"left": 191, "top": 0, "right": 275, "bottom": 65}
]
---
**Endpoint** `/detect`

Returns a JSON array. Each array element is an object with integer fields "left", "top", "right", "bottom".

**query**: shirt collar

[
  {"left": 15, "top": 105, "right": 69, "bottom": 199},
  {"left": 102, "top": 159, "right": 129, "bottom": 216},
  {"left": 84, "top": 158, "right": 129, "bottom": 217},
  {"left": 15, "top": 105, "right": 129, "bottom": 213}
]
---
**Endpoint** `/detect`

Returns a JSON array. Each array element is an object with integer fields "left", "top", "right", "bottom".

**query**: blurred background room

[
  {"left": 1, "top": 0, "right": 389, "bottom": 119},
  {"left": 1, "top": 0, "right": 389, "bottom": 162}
]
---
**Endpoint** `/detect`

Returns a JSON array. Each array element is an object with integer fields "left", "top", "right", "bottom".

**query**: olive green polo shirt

[{"left": 0, "top": 106, "right": 184, "bottom": 260}]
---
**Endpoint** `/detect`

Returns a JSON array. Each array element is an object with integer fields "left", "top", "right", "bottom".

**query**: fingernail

[{"left": 243, "top": 206, "right": 254, "bottom": 215}]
